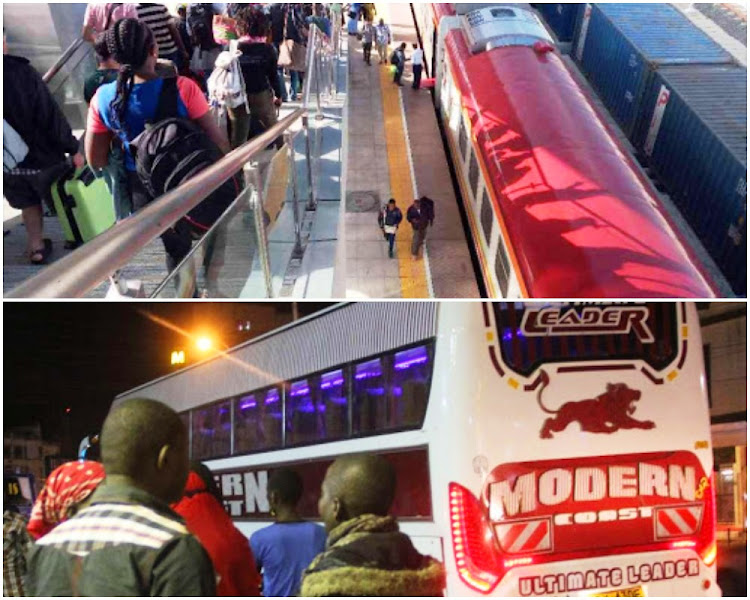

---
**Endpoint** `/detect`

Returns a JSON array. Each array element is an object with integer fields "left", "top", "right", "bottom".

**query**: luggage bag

[{"left": 51, "top": 166, "right": 116, "bottom": 249}]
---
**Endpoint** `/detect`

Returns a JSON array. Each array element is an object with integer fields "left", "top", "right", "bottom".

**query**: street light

[{"left": 196, "top": 336, "right": 213, "bottom": 352}]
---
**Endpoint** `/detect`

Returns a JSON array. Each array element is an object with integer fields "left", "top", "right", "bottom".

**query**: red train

[{"left": 412, "top": 4, "right": 718, "bottom": 298}]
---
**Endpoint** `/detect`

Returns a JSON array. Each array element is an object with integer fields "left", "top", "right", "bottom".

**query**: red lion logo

[{"left": 536, "top": 371, "right": 655, "bottom": 439}]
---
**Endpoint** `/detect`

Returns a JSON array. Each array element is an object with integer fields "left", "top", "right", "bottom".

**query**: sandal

[{"left": 29, "top": 238, "right": 53, "bottom": 265}]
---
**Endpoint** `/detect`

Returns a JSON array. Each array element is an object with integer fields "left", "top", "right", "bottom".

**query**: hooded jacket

[
  {"left": 172, "top": 472, "right": 261, "bottom": 597},
  {"left": 300, "top": 514, "right": 445, "bottom": 596},
  {"left": 4, "top": 55, "right": 79, "bottom": 170}
]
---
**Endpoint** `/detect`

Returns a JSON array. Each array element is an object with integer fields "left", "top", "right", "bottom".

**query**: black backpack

[
  {"left": 187, "top": 3, "right": 217, "bottom": 50},
  {"left": 390, "top": 50, "right": 399, "bottom": 66},
  {"left": 420, "top": 196, "right": 435, "bottom": 226},
  {"left": 130, "top": 77, "right": 239, "bottom": 235}
]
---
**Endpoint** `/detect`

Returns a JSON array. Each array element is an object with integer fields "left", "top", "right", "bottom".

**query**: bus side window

[
  {"left": 192, "top": 400, "right": 231, "bottom": 460},
  {"left": 391, "top": 345, "right": 430, "bottom": 428},
  {"left": 234, "top": 388, "right": 282, "bottom": 453},
  {"left": 353, "top": 358, "right": 388, "bottom": 434},
  {"left": 287, "top": 378, "right": 321, "bottom": 446},
  {"left": 320, "top": 369, "right": 348, "bottom": 440}
]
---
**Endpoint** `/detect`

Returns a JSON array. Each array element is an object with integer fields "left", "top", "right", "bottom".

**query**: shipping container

[
  {"left": 534, "top": 3, "right": 583, "bottom": 42},
  {"left": 573, "top": 4, "right": 734, "bottom": 139},
  {"left": 633, "top": 65, "right": 747, "bottom": 297}
]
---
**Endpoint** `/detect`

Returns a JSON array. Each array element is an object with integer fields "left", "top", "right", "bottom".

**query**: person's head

[
  {"left": 236, "top": 6, "right": 270, "bottom": 39},
  {"left": 400, "top": 42, "right": 407, "bottom": 51},
  {"left": 413, "top": 43, "right": 418, "bottom": 50},
  {"left": 387, "top": 198, "right": 397, "bottom": 211},
  {"left": 318, "top": 454, "right": 396, "bottom": 532},
  {"left": 379, "top": 18, "right": 384, "bottom": 26},
  {"left": 27, "top": 461, "right": 106, "bottom": 539},
  {"left": 101, "top": 398, "right": 189, "bottom": 504},
  {"left": 177, "top": 5, "right": 187, "bottom": 19},
  {"left": 190, "top": 461, "right": 223, "bottom": 504},
  {"left": 105, "top": 18, "right": 158, "bottom": 135},
  {"left": 413, "top": 198, "right": 421, "bottom": 207},
  {"left": 267, "top": 468, "right": 303, "bottom": 518}
]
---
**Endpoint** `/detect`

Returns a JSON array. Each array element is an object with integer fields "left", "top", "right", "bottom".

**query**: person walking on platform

[
  {"left": 361, "top": 20, "right": 374, "bottom": 65},
  {"left": 231, "top": 7, "right": 284, "bottom": 149},
  {"left": 85, "top": 18, "right": 230, "bottom": 273},
  {"left": 250, "top": 469, "right": 327, "bottom": 597},
  {"left": 300, "top": 454, "right": 445, "bottom": 596},
  {"left": 411, "top": 43, "right": 424, "bottom": 91},
  {"left": 26, "top": 399, "right": 216, "bottom": 596},
  {"left": 84, "top": 34, "right": 132, "bottom": 222},
  {"left": 375, "top": 18, "right": 391, "bottom": 64},
  {"left": 378, "top": 199, "right": 403, "bottom": 259},
  {"left": 172, "top": 463, "right": 261, "bottom": 597},
  {"left": 391, "top": 42, "right": 407, "bottom": 86},
  {"left": 407, "top": 197, "right": 432, "bottom": 261},
  {"left": 137, "top": 3, "right": 191, "bottom": 71},
  {"left": 82, "top": 3, "right": 138, "bottom": 44},
  {"left": 3, "top": 33, "right": 84, "bottom": 266}
]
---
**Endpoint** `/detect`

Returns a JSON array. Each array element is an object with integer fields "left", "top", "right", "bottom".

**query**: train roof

[{"left": 443, "top": 30, "right": 717, "bottom": 299}]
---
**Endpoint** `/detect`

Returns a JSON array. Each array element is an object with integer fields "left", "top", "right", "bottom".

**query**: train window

[
  {"left": 491, "top": 8, "right": 516, "bottom": 18},
  {"left": 390, "top": 345, "right": 431, "bottom": 429},
  {"left": 320, "top": 369, "right": 349, "bottom": 439},
  {"left": 480, "top": 189, "right": 493, "bottom": 245},
  {"left": 192, "top": 400, "right": 231, "bottom": 460},
  {"left": 495, "top": 243, "right": 511, "bottom": 298},
  {"left": 458, "top": 118, "right": 468, "bottom": 162},
  {"left": 234, "top": 387, "right": 282, "bottom": 453},
  {"left": 286, "top": 378, "right": 325, "bottom": 446},
  {"left": 353, "top": 358, "right": 388, "bottom": 434},
  {"left": 469, "top": 152, "right": 480, "bottom": 199}
]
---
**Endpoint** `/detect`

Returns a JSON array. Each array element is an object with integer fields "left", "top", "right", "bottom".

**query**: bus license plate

[{"left": 593, "top": 587, "right": 645, "bottom": 597}]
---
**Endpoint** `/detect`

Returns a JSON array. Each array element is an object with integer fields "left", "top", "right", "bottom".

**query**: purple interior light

[
  {"left": 219, "top": 407, "right": 229, "bottom": 415},
  {"left": 328, "top": 396, "right": 348, "bottom": 406},
  {"left": 290, "top": 386, "right": 311, "bottom": 397},
  {"left": 394, "top": 346, "right": 429, "bottom": 371},
  {"left": 265, "top": 391, "right": 280, "bottom": 404},
  {"left": 240, "top": 399, "right": 257, "bottom": 410}
]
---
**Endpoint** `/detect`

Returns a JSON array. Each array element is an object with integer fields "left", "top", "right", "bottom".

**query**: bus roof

[{"left": 113, "top": 303, "right": 438, "bottom": 413}]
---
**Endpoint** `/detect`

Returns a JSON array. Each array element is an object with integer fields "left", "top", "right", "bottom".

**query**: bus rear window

[{"left": 492, "top": 303, "right": 680, "bottom": 376}]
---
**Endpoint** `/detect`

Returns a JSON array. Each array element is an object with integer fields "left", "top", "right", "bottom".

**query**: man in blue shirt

[{"left": 250, "top": 469, "right": 326, "bottom": 597}]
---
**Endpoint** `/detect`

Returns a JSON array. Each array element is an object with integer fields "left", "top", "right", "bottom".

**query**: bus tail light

[
  {"left": 449, "top": 482, "right": 503, "bottom": 594},
  {"left": 701, "top": 541, "right": 717, "bottom": 567}
]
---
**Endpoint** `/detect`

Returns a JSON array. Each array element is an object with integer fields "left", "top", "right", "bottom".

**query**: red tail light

[
  {"left": 701, "top": 541, "right": 717, "bottom": 567},
  {"left": 449, "top": 482, "right": 503, "bottom": 593}
]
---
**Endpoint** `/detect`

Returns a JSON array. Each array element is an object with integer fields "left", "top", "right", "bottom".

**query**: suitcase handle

[{"left": 56, "top": 165, "right": 85, "bottom": 246}]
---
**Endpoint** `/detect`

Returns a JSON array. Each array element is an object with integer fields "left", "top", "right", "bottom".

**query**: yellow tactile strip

[{"left": 375, "top": 6, "right": 430, "bottom": 298}]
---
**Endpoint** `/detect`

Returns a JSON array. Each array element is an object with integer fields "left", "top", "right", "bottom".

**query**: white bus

[{"left": 114, "top": 302, "right": 719, "bottom": 596}]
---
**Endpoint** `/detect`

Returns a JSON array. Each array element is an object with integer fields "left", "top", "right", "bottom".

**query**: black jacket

[
  {"left": 301, "top": 515, "right": 445, "bottom": 596},
  {"left": 27, "top": 482, "right": 216, "bottom": 596},
  {"left": 3, "top": 55, "right": 79, "bottom": 170},
  {"left": 238, "top": 42, "right": 284, "bottom": 98}
]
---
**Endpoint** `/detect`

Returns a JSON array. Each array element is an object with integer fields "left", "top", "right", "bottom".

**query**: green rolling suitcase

[{"left": 51, "top": 166, "right": 116, "bottom": 249}]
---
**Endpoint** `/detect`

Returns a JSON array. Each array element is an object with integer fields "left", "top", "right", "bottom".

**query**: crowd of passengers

[
  {"left": 2, "top": 3, "right": 344, "bottom": 270},
  {"left": 3, "top": 398, "right": 445, "bottom": 596}
]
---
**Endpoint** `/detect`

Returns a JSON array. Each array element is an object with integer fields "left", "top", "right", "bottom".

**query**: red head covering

[{"left": 27, "top": 460, "right": 106, "bottom": 540}]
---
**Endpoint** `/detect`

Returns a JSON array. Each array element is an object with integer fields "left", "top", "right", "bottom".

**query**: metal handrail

[
  {"left": 7, "top": 109, "right": 306, "bottom": 299},
  {"left": 42, "top": 37, "right": 86, "bottom": 83}
]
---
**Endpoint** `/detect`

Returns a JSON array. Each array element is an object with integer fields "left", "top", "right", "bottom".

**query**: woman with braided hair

[
  {"left": 85, "top": 18, "right": 230, "bottom": 275},
  {"left": 86, "top": 18, "right": 229, "bottom": 212}
]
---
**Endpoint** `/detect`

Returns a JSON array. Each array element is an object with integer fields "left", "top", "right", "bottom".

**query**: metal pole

[
  {"left": 303, "top": 115, "right": 316, "bottom": 211},
  {"left": 285, "top": 131, "right": 303, "bottom": 256},
  {"left": 250, "top": 165, "right": 274, "bottom": 299},
  {"left": 314, "top": 52, "right": 324, "bottom": 120}
]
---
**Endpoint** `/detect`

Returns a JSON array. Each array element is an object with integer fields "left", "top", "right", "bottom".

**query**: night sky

[{"left": 4, "top": 302, "right": 332, "bottom": 455}]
